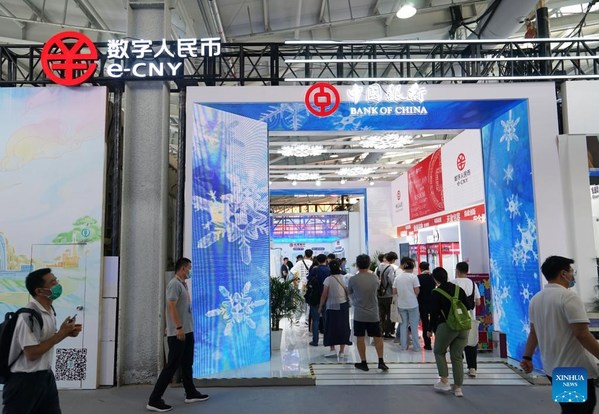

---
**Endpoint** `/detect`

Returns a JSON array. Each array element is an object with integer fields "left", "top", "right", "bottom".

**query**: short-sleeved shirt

[
  {"left": 375, "top": 264, "right": 395, "bottom": 298},
  {"left": 289, "top": 259, "right": 313, "bottom": 290},
  {"left": 9, "top": 299, "right": 57, "bottom": 373},
  {"left": 165, "top": 277, "right": 194, "bottom": 336},
  {"left": 393, "top": 271, "right": 420, "bottom": 309},
  {"left": 323, "top": 274, "right": 348, "bottom": 306},
  {"left": 453, "top": 277, "right": 481, "bottom": 318},
  {"left": 417, "top": 272, "right": 436, "bottom": 309},
  {"left": 529, "top": 284, "right": 599, "bottom": 378},
  {"left": 348, "top": 271, "right": 380, "bottom": 323}
]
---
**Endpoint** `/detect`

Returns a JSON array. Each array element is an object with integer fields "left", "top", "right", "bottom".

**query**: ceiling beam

[
  {"left": 72, "top": 0, "right": 110, "bottom": 30},
  {"left": 294, "top": 0, "right": 303, "bottom": 39},
  {"left": 263, "top": 0, "right": 270, "bottom": 31},
  {"left": 22, "top": 0, "right": 46, "bottom": 22},
  {"left": 0, "top": 3, "right": 25, "bottom": 29},
  {"left": 0, "top": 14, "right": 125, "bottom": 35}
]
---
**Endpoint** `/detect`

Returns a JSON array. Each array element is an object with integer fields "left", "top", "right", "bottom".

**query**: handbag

[
  {"left": 467, "top": 319, "right": 480, "bottom": 347},
  {"left": 390, "top": 296, "right": 402, "bottom": 323}
]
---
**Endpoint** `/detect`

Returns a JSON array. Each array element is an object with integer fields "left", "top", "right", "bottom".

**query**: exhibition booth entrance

[{"left": 183, "top": 82, "right": 560, "bottom": 380}]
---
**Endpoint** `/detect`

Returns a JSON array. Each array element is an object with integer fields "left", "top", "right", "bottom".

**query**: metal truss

[
  {"left": 2, "top": 38, "right": 599, "bottom": 88},
  {"left": 271, "top": 213, "right": 349, "bottom": 240}
]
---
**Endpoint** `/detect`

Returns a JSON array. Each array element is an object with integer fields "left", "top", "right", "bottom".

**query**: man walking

[
  {"left": 376, "top": 252, "right": 397, "bottom": 339},
  {"left": 147, "top": 258, "right": 209, "bottom": 412},
  {"left": 417, "top": 262, "right": 436, "bottom": 350},
  {"left": 347, "top": 254, "right": 389, "bottom": 372},
  {"left": 2, "top": 268, "right": 81, "bottom": 414},
  {"left": 393, "top": 258, "right": 420, "bottom": 351},
  {"left": 453, "top": 261, "right": 481, "bottom": 377},
  {"left": 521, "top": 256, "right": 599, "bottom": 414}
]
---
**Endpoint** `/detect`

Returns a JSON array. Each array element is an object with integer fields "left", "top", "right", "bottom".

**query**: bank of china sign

[{"left": 41, "top": 31, "right": 221, "bottom": 86}]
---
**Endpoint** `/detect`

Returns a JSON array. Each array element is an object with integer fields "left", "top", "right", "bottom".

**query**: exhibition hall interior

[{"left": 2, "top": 0, "right": 599, "bottom": 410}]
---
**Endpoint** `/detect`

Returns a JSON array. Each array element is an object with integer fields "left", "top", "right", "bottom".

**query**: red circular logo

[
  {"left": 304, "top": 83, "right": 340, "bottom": 117},
  {"left": 397, "top": 190, "right": 401, "bottom": 201},
  {"left": 41, "top": 31, "right": 98, "bottom": 86},
  {"left": 457, "top": 153, "right": 466, "bottom": 171}
]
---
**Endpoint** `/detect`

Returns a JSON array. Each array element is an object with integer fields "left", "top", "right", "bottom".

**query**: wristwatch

[{"left": 521, "top": 356, "right": 532, "bottom": 361}]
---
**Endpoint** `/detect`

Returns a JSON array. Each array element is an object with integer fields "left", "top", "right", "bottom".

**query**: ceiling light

[
  {"left": 280, "top": 144, "right": 325, "bottom": 157},
  {"left": 292, "top": 180, "right": 297, "bottom": 186},
  {"left": 340, "top": 178, "right": 346, "bottom": 184},
  {"left": 369, "top": 180, "right": 375, "bottom": 186},
  {"left": 396, "top": 2, "right": 417, "bottom": 19},
  {"left": 315, "top": 180, "right": 321, "bottom": 186},
  {"left": 336, "top": 166, "right": 376, "bottom": 177},
  {"left": 285, "top": 172, "right": 322, "bottom": 181},
  {"left": 359, "top": 133, "right": 414, "bottom": 149},
  {"left": 329, "top": 153, "right": 339, "bottom": 158}
]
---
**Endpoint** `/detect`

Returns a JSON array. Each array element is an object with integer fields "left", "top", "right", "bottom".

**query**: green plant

[{"left": 270, "top": 277, "right": 304, "bottom": 331}]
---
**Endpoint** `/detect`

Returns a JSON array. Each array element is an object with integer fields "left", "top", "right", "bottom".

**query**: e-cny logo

[
  {"left": 457, "top": 153, "right": 466, "bottom": 171},
  {"left": 304, "top": 83, "right": 340, "bottom": 116},
  {"left": 41, "top": 31, "right": 98, "bottom": 86}
]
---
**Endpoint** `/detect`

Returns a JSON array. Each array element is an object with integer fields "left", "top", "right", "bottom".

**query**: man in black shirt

[
  {"left": 417, "top": 262, "right": 436, "bottom": 350},
  {"left": 280, "top": 257, "right": 291, "bottom": 280}
]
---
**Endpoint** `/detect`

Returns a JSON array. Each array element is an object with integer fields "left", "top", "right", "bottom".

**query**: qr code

[{"left": 55, "top": 348, "right": 87, "bottom": 381}]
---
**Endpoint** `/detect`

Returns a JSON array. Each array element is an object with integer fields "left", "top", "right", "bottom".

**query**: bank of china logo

[
  {"left": 304, "top": 83, "right": 340, "bottom": 116},
  {"left": 552, "top": 367, "right": 587, "bottom": 403}
]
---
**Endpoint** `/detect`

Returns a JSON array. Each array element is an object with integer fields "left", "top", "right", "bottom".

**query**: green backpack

[{"left": 434, "top": 286, "right": 471, "bottom": 331}]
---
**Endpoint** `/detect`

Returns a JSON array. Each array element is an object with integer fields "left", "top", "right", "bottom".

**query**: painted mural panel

[
  {"left": 481, "top": 101, "right": 541, "bottom": 366},
  {"left": 0, "top": 86, "right": 107, "bottom": 389},
  {"left": 190, "top": 105, "right": 270, "bottom": 377}
]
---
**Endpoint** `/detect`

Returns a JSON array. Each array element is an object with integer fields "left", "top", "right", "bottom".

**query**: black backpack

[
  {"left": 304, "top": 278, "right": 321, "bottom": 306},
  {"left": 0, "top": 308, "right": 44, "bottom": 384}
]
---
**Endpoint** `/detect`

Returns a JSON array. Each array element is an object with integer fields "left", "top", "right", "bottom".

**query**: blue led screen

[{"left": 191, "top": 105, "right": 270, "bottom": 376}]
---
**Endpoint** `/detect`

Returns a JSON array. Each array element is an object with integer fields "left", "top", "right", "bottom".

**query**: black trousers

[
  {"left": 547, "top": 376, "right": 596, "bottom": 414},
  {"left": 464, "top": 345, "right": 477, "bottom": 369},
  {"left": 149, "top": 332, "right": 197, "bottom": 403},
  {"left": 419, "top": 306, "right": 431, "bottom": 348},
  {"left": 377, "top": 296, "right": 394, "bottom": 336},
  {"left": 2, "top": 370, "right": 61, "bottom": 414}
]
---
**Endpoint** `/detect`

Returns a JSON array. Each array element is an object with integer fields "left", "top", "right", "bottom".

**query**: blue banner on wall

[
  {"left": 190, "top": 105, "right": 270, "bottom": 377},
  {"left": 481, "top": 101, "right": 540, "bottom": 365}
]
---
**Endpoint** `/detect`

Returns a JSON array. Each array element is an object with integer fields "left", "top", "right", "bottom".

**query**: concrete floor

[{"left": 59, "top": 383, "right": 560, "bottom": 414}]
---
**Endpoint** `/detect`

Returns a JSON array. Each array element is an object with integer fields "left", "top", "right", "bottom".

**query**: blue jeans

[
  {"left": 310, "top": 304, "right": 321, "bottom": 344},
  {"left": 398, "top": 306, "right": 421, "bottom": 351}
]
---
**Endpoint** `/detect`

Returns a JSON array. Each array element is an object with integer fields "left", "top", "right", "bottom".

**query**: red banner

[
  {"left": 397, "top": 204, "right": 486, "bottom": 237},
  {"left": 408, "top": 149, "right": 444, "bottom": 220}
]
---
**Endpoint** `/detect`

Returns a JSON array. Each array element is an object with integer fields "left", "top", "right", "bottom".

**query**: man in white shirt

[
  {"left": 289, "top": 249, "right": 314, "bottom": 292},
  {"left": 453, "top": 261, "right": 481, "bottom": 377},
  {"left": 3, "top": 268, "right": 81, "bottom": 414},
  {"left": 521, "top": 256, "right": 599, "bottom": 414},
  {"left": 393, "top": 258, "right": 420, "bottom": 351}
]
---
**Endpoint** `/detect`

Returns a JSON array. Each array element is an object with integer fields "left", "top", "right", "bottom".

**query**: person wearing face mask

[
  {"left": 2, "top": 268, "right": 82, "bottom": 414},
  {"left": 521, "top": 256, "right": 599, "bottom": 414}
]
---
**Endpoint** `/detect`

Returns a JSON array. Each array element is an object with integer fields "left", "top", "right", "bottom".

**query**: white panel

[
  {"left": 348, "top": 211, "right": 366, "bottom": 272},
  {"left": 99, "top": 341, "right": 115, "bottom": 386},
  {"left": 102, "top": 256, "right": 119, "bottom": 298},
  {"left": 390, "top": 172, "right": 409, "bottom": 227},
  {"left": 366, "top": 185, "right": 397, "bottom": 254},
  {"left": 459, "top": 220, "right": 490, "bottom": 274},
  {"left": 562, "top": 81, "right": 599, "bottom": 134},
  {"left": 441, "top": 129, "right": 485, "bottom": 212},
  {"left": 101, "top": 298, "right": 117, "bottom": 342}
]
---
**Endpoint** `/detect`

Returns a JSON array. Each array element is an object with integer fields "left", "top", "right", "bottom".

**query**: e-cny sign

[{"left": 41, "top": 31, "right": 98, "bottom": 86}]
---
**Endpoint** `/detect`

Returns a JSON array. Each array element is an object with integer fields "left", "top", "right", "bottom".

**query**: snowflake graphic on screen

[
  {"left": 522, "top": 316, "right": 530, "bottom": 336},
  {"left": 193, "top": 175, "right": 268, "bottom": 264},
  {"left": 259, "top": 103, "right": 307, "bottom": 130},
  {"left": 503, "top": 164, "right": 514, "bottom": 184},
  {"left": 506, "top": 194, "right": 522, "bottom": 219},
  {"left": 494, "top": 282, "right": 511, "bottom": 323},
  {"left": 333, "top": 113, "right": 362, "bottom": 130},
  {"left": 520, "top": 283, "right": 533, "bottom": 302},
  {"left": 500, "top": 110, "right": 520, "bottom": 151},
  {"left": 512, "top": 213, "right": 538, "bottom": 269},
  {"left": 205, "top": 282, "right": 268, "bottom": 336}
]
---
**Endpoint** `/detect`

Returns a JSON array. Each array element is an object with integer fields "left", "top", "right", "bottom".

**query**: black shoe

[
  {"left": 424, "top": 345, "right": 432, "bottom": 350},
  {"left": 146, "top": 399, "right": 173, "bottom": 412},
  {"left": 309, "top": 341, "right": 318, "bottom": 346},
  {"left": 354, "top": 362, "right": 369, "bottom": 371},
  {"left": 378, "top": 361, "right": 389, "bottom": 371},
  {"left": 185, "top": 392, "right": 210, "bottom": 403},
  {"left": 383, "top": 334, "right": 394, "bottom": 339}
]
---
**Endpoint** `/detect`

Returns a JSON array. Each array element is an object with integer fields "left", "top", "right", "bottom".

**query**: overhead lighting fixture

[
  {"left": 336, "top": 166, "right": 376, "bottom": 177},
  {"left": 369, "top": 180, "right": 375, "bottom": 186},
  {"left": 340, "top": 178, "right": 346, "bottom": 184},
  {"left": 359, "top": 133, "right": 414, "bottom": 149},
  {"left": 285, "top": 172, "right": 322, "bottom": 181},
  {"left": 396, "top": 2, "right": 417, "bottom": 19},
  {"left": 280, "top": 144, "right": 325, "bottom": 157},
  {"left": 315, "top": 180, "right": 322, "bottom": 187},
  {"left": 329, "top": 153, "right": 339, "bottom": 158},
  {"left": 292, "top": 180, "right": 297, "bottom": 186}
]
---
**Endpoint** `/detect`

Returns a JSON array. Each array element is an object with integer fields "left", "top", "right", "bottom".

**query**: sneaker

[
  {"left": 324, "top": 351, "right": 337, "bottom": 358},
  {"left": 354, "top": 362, "right": 369, "bottom": 371},
  {"left": 338, "top": 352, "right": 346, "bottom": 359},
  {"left": 393, "top": 338, "right": 400, "bottom": 343},
  {"left": 309, "top": 341, "right": 318, "bottom": 346},
  {"left": 146, "top": 400, "right": 173, "bottom": 412},
  {"left": 378, "top": 361, "right": 389, "bottom": 371},
  {"left": 454, "top": 387, "right": 464, "bottom": 397},
  {"left": 185, "top": 392, "right": 210, "bottom": 403},
  {"left": 468, "top": 368, "right": 477, "bottom": 378},
  {"left": 433, "top": 381, "right": 452, "bottom": 392}
]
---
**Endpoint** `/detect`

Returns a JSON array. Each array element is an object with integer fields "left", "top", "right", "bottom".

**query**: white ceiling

[{"left": 0, "top": 0, "right": 597, "bottom": 185}]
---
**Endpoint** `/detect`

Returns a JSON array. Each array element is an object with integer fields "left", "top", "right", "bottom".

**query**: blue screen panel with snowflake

[
  {"left": 190, "top": 105, "right": 270, "bottom": 377},
  {"left": 482, "top": 101, "right": 541, "bottom": 366}
]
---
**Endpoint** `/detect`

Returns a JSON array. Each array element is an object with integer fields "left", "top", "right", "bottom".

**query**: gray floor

[{"left": 61, "top": 383, "right": 559, "bottom": 414}]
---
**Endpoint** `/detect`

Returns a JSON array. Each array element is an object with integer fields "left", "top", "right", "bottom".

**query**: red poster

[{"left": 408, "top": 149, "right": 444, "bottom": 220}]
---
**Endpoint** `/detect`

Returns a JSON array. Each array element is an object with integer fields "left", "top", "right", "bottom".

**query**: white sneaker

[
  {"left": 454, "top": 387, "right": 464, "bottom": 397},
  {"left": 433, "top": 381, "right": 451, "bottom": 392},
  {"left": 338, "top": 352, "right": 345, "bottom": 360},
  {"left": 468, "top": 368, "right": 477, "bottom": 378},
  {"left": 324, "top": 351, "right": 337, "bottom": 358}
]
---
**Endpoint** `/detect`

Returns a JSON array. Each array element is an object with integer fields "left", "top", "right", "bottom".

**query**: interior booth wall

[
  {"left": 184, "top": 82, "right": 564, "bottom": 375},
  {"left": 560, "top": 80, "right": 599, "bottom": 307},
  {"left": 0, "top": 87, "right": 108, "bottom": 389}
]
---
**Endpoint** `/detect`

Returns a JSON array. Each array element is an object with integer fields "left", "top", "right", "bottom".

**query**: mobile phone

[{"left": 69, "top": 314, "right": 77, "bottom": 323}]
